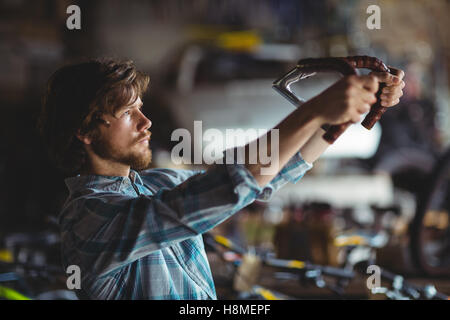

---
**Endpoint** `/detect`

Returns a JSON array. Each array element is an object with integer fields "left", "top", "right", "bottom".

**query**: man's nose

[{"left": 138, "top": 111, "right": 152, "bottom": 132}]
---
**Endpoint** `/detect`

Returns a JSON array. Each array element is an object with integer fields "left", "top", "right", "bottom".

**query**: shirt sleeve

[
  {"left": 61, "top": 162, "right": 265, "bottom": 276},
  {"left": 60, "top": 152, "right": 312, "bottom": 276},
  {"left": 257, "top": 150, "right": 313, "bottom": 201}
]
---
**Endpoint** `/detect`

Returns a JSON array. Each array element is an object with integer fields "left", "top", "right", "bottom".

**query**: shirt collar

[{"left": 64, "top": 169, "right": 143, "bottom": 194}]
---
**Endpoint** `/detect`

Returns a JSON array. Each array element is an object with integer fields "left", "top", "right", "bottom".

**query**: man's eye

[{"left": 123, "top": 110, "right": 131, "bottom": 116}]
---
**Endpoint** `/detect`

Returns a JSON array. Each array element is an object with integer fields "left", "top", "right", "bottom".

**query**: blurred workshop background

[{"left": 0, "top": 0, "right": 449, "bottom": 300}]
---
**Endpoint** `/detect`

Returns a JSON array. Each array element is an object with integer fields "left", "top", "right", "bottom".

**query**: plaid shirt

[{"left": 59, "top": 152, "right": 312, "bottom": 300}]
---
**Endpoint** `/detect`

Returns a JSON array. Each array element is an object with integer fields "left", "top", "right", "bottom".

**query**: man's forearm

[
  {"left": 299, "top": 127, "right": 330, "bottom": 163},
  {"left": 244, "top": 104, "right": 322, "bottom": 187}
]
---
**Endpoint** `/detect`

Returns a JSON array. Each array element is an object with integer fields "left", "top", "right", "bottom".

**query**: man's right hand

[{"left": 305, "top": 75, "right": 380, "bottom": 125}]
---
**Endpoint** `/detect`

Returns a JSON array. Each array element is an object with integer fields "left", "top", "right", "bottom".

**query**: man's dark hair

[{"left": 37, "top": 58, "right": 150, "bottom": 176}]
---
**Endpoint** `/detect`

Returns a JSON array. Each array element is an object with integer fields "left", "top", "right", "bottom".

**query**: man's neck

[{"left": 81, "top": 161, "right": 131, "bottom": 177}]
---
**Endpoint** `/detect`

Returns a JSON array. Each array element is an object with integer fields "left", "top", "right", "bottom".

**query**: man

[{"left": 38, "top": 58, "right": 404, "bottom": 299}]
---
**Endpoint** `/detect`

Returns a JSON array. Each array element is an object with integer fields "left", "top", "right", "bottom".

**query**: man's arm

[
  {"left": 245, "top": 74, "right": 381, "bottom": 187},
  {"left": 61, "top": 71, "right": 405, "bottom": 277},
  {"left": 61, "top": 160, "right": 293, "bottom": 276},
  {"left": 299, "top": 127, "right": 330, "bottom": 164}
]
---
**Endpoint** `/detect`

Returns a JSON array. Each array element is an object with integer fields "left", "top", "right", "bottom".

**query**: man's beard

[{"left": 91, "top": 134, "right": 152, "bottom": 171}]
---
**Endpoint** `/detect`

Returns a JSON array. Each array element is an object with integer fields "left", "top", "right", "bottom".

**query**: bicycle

[
  {"left": 205, "top": 232, "right": 449, "bottom": 300},
  {"left": 410, "top": 146, "right": 450, "bottom": 277},
  {"left": 331, "top": 211, "right": 449, "bottom": 300},
  {"left": 204, "top": 233, "right": 356, "bottom": 299},
  {"left": 0, "top": 230, "right": 77, "bottom": 300},
  {"left": 354, "top": 261, "right": 449, "bottom": 300}
]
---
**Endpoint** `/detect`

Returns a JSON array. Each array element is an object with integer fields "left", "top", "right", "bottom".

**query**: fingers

[
  {"left": 370, "top": 67, "right": 405, "bottom": 86},
  {"left": 369, "top": 71, "right": 403, "bottom": 85},
  {"left": 368, "top": 67, "right": 405, "bottom": 107},
  {"left": 351, "top": 112, "right": 363, "bottom": 123},
  {"left": 387, "top": 67, "right": 405, "bottom": 80},
  {"left": 381, "top": 80, "right": 405, "bottom": 93},
  {"left": 380, "top": 69, "right": 405, "bottom": 107},
  {"left": 382, "top": 85, "right": 404, "bottom": 99},
  {"left": 380, "top": 92, "right": 402, "bottom": 107},
  {"left": 357, "top": 88, "right": 377, "bottom": 106},
  {"left": 349, "top": 76, "right": 378, "bottom": 109},
  {"left": 351, "top": 75, "right": 379, "bottom": 93},
  {"left": 350, "top": 95, "right": 371, "bottom": 122},
  {"left": 357, "top": 103, "right": 371, "bottom": 115}
]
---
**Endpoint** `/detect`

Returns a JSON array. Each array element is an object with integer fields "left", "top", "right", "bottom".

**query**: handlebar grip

[
  {"left": 362, "top": 66, "right": 403, "bottom": 129},
  {"left": 361, "top": 83, "right": 387, "bottom": 129},
  {"left": 323, "top": 56, "right": 391, "bottom": 143},
  {"left": 322, "top": 121, "right": 353, "bottom": 143}
]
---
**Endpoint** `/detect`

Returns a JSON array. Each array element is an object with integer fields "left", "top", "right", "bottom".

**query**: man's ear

[{"left": 76, "top": 129, "right": 93, "bottom": 145}]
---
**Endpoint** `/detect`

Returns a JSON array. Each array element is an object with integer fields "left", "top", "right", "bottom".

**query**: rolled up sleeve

[{"left": 257, "top": 151, "right": 313, "bottom": 201}]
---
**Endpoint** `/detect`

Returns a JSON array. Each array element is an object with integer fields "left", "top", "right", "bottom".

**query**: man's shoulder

[
  {"left": 138, "top": 167, "right": 204, "bottom": 187},
  {"left": 58, "top": 189, "right": 123, "bottom": 224}
]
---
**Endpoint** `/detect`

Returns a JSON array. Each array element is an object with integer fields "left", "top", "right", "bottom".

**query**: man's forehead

[{"left": 119, "top": 97, "right": 143, "bottom": 110}]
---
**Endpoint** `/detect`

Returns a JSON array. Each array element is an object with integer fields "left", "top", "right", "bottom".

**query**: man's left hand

[{"left": 370, "top": 67, "right": 405, "bottom": 107}]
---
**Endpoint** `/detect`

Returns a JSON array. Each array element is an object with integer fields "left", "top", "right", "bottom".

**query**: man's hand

[
  {"left": 299, "top": 67, "right": 406, "bottom": 164},
  {"left": 305, "top": 74, "right": 380, "bottom": 125},
  {"left": 369, "top": 67, "right": 405, "bottom": 107}
]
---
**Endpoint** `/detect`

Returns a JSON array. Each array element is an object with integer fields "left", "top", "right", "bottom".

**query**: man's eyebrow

[{"left": 119, "top": 101, "right": 143, "bottom": 112}]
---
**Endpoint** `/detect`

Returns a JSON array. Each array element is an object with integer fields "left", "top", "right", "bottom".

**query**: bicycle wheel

[{"left": 410, "top": 147, "right": 450, "bottom": 276}]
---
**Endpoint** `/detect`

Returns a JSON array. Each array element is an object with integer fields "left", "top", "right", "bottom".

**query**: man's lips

[{"left": 137, "top": 133, "right": 151, "bottom": 143}]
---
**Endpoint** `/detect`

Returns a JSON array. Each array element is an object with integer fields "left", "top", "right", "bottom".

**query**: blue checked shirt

[{"left": 59, "top": 152, "right": 312, "bottom": 300}]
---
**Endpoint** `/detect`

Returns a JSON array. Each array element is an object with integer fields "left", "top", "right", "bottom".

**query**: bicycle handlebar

[
  {"left": 273, "top": 55, "right": 396, "bottom": 144},
  {"left": 355, "top": 261, "right": 449, "bottom": 300},
  {"left": 206, "top": 233, "right": 354, "bottom": 280}
]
